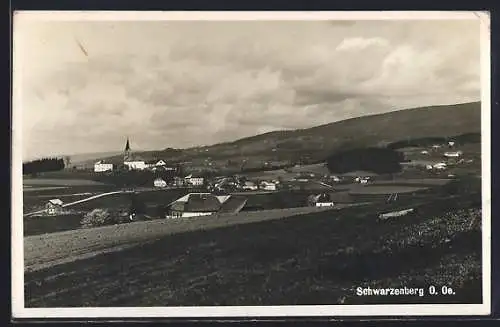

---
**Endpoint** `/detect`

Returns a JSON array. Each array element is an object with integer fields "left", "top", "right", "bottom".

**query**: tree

[{"left": 326, "top": 148, "right": 404, "bottom": 175}]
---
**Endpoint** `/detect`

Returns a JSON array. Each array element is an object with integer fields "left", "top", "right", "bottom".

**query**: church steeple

[
  {"left": 124, "top": 137, "right": 131, "bottom": 162},
  {"left": 125, "top": 137, "right": 131, "bottom": 152}
]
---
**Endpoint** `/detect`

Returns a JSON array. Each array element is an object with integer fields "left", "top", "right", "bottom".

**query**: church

[{"left": 123, "top": 137, "right": 148, "bottom": 170}]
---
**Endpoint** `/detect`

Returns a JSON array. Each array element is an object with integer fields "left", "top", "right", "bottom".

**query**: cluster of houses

[
  {"left": 94, "top": 138, "right": 178, "bottom": 173},
  {"left": 153, "top": 174, "right": 206, "bottom": 188},
  {"left": 94, "top": 159, "right": 176, "bottom": 173}
]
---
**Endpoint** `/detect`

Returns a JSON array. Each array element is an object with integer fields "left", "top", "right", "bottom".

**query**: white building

[
  {"left": 242, "top": 181, "right": 258, "bottom": 191},
  {"left": 154, "top": 178, "right": 167, "bottom": 188},
  {"left": 166, "top": 193, "right": 233, "bottom": 219},
  {"left": 260, "top": 181, "right": 277, "bottom": 191},
  {"left": 355, "top": 176, "right": 371, "bottom": 184},
  {"left": 124, "top": 160, "right": 148, "bottom": 170},
  {"left": 433, "top": 162, "right": 447, "bottom": 170},
  {"left": 46, "top": 199, "right": 63, "bottom": 215},
  {"left": 185, "top": 174, "right": 205, "bottom": 186},
  {"left": 444, "top": 151, "right": 463, "bottom": 158},
  {"left": 94, "top": 161, "right": 113, "bottom": 172}
]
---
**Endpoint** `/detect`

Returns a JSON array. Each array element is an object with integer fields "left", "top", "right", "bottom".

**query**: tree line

[
  {"left": 326, "top": 147, "right": 404, "bottom": 174},
  {"left": 23, "top": 157, "right": 65, "bottom": 175}
]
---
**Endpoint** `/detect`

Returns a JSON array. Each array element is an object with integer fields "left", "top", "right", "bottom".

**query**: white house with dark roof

[
  {"left": 166, "top": 193, "right": 241, "bottom": 218},
  {"left": 46, "top": 199, "right": 64, "bottom": 215},
  {"left": 185, "top": 174, "right": 205, "bottom": 186}
]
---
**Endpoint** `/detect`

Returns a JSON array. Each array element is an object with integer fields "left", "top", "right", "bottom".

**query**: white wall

[{"left": 94, "top": 163, "right": 113, "bottom": 172}]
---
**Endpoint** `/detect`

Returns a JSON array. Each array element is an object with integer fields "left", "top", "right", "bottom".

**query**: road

[{"left": 23, "top": 190, "right": 133, "bottom": 217}]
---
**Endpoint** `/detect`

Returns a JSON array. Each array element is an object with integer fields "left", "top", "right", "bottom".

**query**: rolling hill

[{"left": 88, "top": 101, "right": 481, "bottom": 168}]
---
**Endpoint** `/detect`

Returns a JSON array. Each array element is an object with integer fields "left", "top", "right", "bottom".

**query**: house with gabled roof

[
  {"left": 166, "top": 193, "right": 238, "bottom": 218},
  {"left": 46, "top": 199, "right": 64, "bottom": 215}
]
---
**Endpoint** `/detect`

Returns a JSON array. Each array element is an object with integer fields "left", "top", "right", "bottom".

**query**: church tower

[{"left": 124, "top": 137, "right": 131, "bottom": 162}]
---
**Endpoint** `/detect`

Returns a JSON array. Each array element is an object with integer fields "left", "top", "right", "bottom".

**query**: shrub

[{"left": 80, "top": 208, "right": 115, "bottom": 228}]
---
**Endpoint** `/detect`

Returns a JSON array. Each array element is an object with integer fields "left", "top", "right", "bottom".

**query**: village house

[
  {"left": 185, "top": 174, "right": 205, "bottom": 186},
  {"left": 308, "top": 193, "right": 334, "bottom": 207},
  {"left": 444, "top": 151, "right": 463, "bottom": 158},
  {"left": 308, "top": 192, "right": 354, "bottom": 207},
  {"left": 242, "top": 181, "right": 258, "bottom": 191},
  {"left": 46, "top": 199, "right": 63, "bottom": 215},
  {"left": 94, "top": 161, "right": 113, "bottom": 173},
  {"left": 433, "top": 162, "right": 447, "bottom": 170},
  {"left": 146, "top": 160, "right": 175, "bottom": 171},
  {"left": 153, "top": 177, "right": 167, "bottom": 188},
  {"left": 166, "top": 193, "right": 234, "bottom": 218},
  {"left": 260, "top": 181, "right": 277, "bottom": 191},
  {"left": 355, "top": 176, "right": 371, "bottom": 184}
]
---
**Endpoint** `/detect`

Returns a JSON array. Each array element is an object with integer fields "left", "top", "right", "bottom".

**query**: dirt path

[
  {"left": 25, "top": 206, "right": 353, "bottom": 273},
  {"left": 23, "top": 190, "right": 131, "bottom": 217}
]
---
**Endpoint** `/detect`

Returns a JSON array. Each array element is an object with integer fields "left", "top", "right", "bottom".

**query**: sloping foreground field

[
  {"left": 25, "top": 206, "right": 345, "bottom": 273},
  {"left": 25, "top": 194, "right": 482, "bottom": 307}
]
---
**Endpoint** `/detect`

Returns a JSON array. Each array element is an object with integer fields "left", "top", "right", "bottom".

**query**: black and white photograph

[{"left": 12, "top": 11, "right": 491, "bottom": 318}]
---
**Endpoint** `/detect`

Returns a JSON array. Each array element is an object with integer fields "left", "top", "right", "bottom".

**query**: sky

[{"left": 14, "top": 14, "right": 482, "bottom": 160}]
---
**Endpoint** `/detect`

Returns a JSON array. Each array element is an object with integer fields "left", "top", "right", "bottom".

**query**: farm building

[
  {"left": 307, "top": 193, "right": 334, "bottom": 207},
  {"left": 444, "top": 151, "right": 463, "bottom": 158},
  {"left": 166, "top": 193, "right": 243, "bottom": 218},
  {"left": 433, "top": 162, "right": 448, "bottom": 170},
  {"left": 327, "top": 175, "right": 342, "bottom": 182},
  {"left": 260, "top": 181, "right": 277, "bottom": 191},
  {"left": 46, "top": 199, "right": 63, "bottom": 215},
  {"left": 242, "top": 181, "right": 258, "bottom": 191},
  {"left": 147, "top": 160, "right": 175, "bottom": 171},
  {"left": 355, "top": 176, "right": 371, "bottom": 184},
  {"left": 153, "top": 178, "right": 167, "bottom": 188},
  {"left": 94, "top": 161, "right": 113, "bottom": 172},
  {"left": 185, "top": 174, "right": 205, "bottom": 186}
]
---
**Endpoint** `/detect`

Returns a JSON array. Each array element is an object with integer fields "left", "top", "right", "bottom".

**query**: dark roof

[
  {"left": 218, "top": 197, "right": 247, "bottom": 214},
  {"left": 170, "top": 193, "right": 222, "bottom": 213}
]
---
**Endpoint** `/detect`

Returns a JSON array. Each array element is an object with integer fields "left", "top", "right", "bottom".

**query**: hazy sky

[{"left": 15, "top": 15, "right": 482, "bottom": 160}]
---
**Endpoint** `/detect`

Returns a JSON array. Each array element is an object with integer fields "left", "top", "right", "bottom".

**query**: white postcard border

[{"left": 11, "top": 10, "right": 492, "bottom": 319}]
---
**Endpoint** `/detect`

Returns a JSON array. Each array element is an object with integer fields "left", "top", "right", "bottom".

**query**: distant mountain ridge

[{"left": 81, "top": 101, "right": 481, "bottom": 167}]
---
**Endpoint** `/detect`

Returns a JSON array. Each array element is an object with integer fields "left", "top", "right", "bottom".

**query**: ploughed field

[{"left": 25, "top": 191, "right": 482, "bottom": 307}]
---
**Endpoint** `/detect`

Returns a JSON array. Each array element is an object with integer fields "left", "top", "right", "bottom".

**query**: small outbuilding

[
  {"left": 154, "top": 177, "right": 167, "bottom": 188},
  {"left": 46, "top": 199, "right": 63, "bottom": 215}
]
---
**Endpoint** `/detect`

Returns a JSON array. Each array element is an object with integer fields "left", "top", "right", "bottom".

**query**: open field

[
  {"left": 349, "top": 185, "right": 431, "bottom": 195},
  {"left": 23, "top": 178, "right": 107, "bottom": 186},
  {"left": 372, "top": 178, "right": 451, "bottom": 186},
  {"left": 24, "top": 205, "right": 343, "bottom": 273},
  {"left": 25, "top": 191, "right": 481, "bottom": 307}
]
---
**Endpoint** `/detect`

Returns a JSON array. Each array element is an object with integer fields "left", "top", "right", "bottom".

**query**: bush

[{"left": 80, "top": 208, "right": 115, "bottom": 228}]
